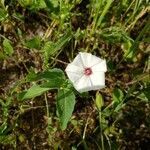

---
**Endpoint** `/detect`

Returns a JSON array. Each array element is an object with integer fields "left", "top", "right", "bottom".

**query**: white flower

[{"left": 65, "top": 52, "right": 107, "bottom": 93}]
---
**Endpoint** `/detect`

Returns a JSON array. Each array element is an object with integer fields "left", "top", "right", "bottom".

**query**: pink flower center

[{"left": 84, "top": 67, "right": 92, "bottom": 76}]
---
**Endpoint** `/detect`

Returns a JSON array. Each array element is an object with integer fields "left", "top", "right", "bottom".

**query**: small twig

[
  {"left": 105, "top": 77, "right": 113, "bottom": 83},
  {"left": 82, "top": 117, "right": 90, "bottom": 140},
  {"left": 125, "top": 7, "right": 149, "bottom": 31},
  {"left": 125, "top": 73, "right": 149, "bottom": 86},
  {"left": 31, "top": 100, "right": 36, "bottom": 149},
  {"left": 45, "top": 93, "right": 50, "bottom": 120},
  {"left": 82, "top": 110, "right": 95, "bottom": 139},
  {"left": 20, "top": 105, "right": 49, "bottom": 112},
  {"left": 42, "top": 21, "right": 57, "bottom": 40},
  {"left": 121, "top": 0, "right": 135, "bottom": 22},
  {"left": 50, "top": 57, "right": 68, "bottom": 65}
]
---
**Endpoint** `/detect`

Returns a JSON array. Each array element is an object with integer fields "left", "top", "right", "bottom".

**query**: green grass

[{"left": 0, "top": 0, "right": 149, "bottom": 149}]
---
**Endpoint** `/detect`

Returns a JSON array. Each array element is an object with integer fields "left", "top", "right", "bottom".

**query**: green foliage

[
  {"left": 18, "top": 0, "right": 46, "bottom": 9},
  {"left": 113, "top": 88, "right": 124, "bottom": 103},
  {"left": 122, "top": 40, "right": 134, "bottom": 59},
  {"left": 18, "top": 85, "right": 50, "bottom": 100},
  {"left": 0, "top": 0, "right": 149, "bottom": 149},
  {"left": 43, "top": 32, "right": 72, "bottom": 56},
  {"left": 0, "top": 134, "right": 16, "bottom": 146},
  {"left": 136, "top": 85, "right": 150, "bottom": 102},
  {"left": 0, "top": 101, "right": 15, "bottom": 147},
  {"left": 2, "top": 39, "right": 14, "bottom": 56},
  {"left": 96, "top": 0, "right": 113, "bottom": 28},
  {"left": 44, "top": 0, "right": 59, "bottom": 13},
  {"left": 24, "top": 36, "right": 41, "bottom": 49},
  {"left": 112, "top": 88, "right": 124, "bottom": 112},
  {"left": 18, "top": 68, "right": 65, "bottom": 100},
  {"left": 26, "top": 68, "right": 65, "bottom": 84},
  {"left": 43, "top": 32, "right": 72, "bottom": 65},
  {"left": 0, "top": 122, "right": 7, "bottom": 135},
  {"left": 57, "top": 88, "right": 75, "bottom": 130},
  {"left": 0, "top": 8, "right": 7, "bottom": 22},
  {"left": 95, "top": 92, "right": 104, "bottom": 110},
  {"left": 0, "top": 51, "right": 6, "bottom": 60},
  {"left": 90, "top": 0, "right": 113, "bottom": 31},
  {"left": 18, "top": 68, "right": 75, "bottom": 130}
]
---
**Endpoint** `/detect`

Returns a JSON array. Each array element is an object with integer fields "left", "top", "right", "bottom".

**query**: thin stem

[
  {"left": 31, "top": 100, "right": 36, "bottom": 149},
  {"left": 126, "top": 7, "right": 148, "bottom": 31},
  {"left": 99, "top": 111, "right": 105, "bottom": 150},
  {"left": 83, "top": 117, "right": 89, "bottom": 140},
  {"left": 50, "top": 56, "right": 68, "bottom": 65},
  {"left": 122, "top": 0, "right": 135, "bottom": 22},
  {"left": 45, "top": 93, "right": 50, "bottom": 121},
  {"left": 117, "top": 18, "right": 150, "bottom": 67},
  {"left": 91, "top": 0, "right": 103, "bottom": 33},
  {"left": 96, "top": 0, "right": 113, "bottom": 28}
]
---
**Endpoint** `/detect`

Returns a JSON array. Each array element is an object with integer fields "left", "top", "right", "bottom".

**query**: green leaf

[
  {"left": 41, "top": 80, "right": 63, "bottom": 89},
  {"left": 18, "top": 0, "right": 33, "bottom": 7},
  {"left": 24, "top": 36, "right": 41, "bottom": 49},
  {"left": 107, "top": 60, "right": 116, "bottom": 72},
  {"left": 122, "top": 40, "right": 134, "bottom": 59},
  {"left": 137, "top": 86, "right": 150, "bottom": 101},
  {"left": 0, "top": 134, "right": 15, "bottom": 145},
  {"left": 43, "top": 32, "right": 72, "bottom": 60},
  {"left": 44, "top": 0, "right": 59, "bottom": 13},
  {"left": 26, "top": 68, "right": 65, "bottom": 85},
  {"left": 123, "top": 19, "right": 150, "bottom": 60},
  {"left": 0, "top": 51, "right": 6, "bottom": 60},
  {"left": 137, "top": 92, "right": 149, "bottom": 101},
  {"left": 95, "top": 92, "right": 104, "bottom": 110},
  {"left": 0, "top": 8, "right": 7, "bottom": 22},
  {"left": 18, "top": 69, "right": 66, "bottom": 100},
  {"left": 143, "top": 87, "right": 150, "bottom": 101},
  {"left": 0, "top": 122, "right": 7, "bottom": 135},
  {"left": 19, "top": 0, "right": 46, "bottom": 9},
  {"left": 57, "top": 88, "right": 75, "bottom": 130},
  {"left": 3, "top": 39, "right": 14, "bottom": 56},
  {"left": 32, "top": 0, "right": 46, "bottom": 9},
  {"left": 101, "top": 26, "right": 134, "bottom": 44},
  {"left": 96, "top": 0, "right": 113, "bottom": 28},
  {"left": 112, "top": 88, "right": 124, "bottom": 103},
  {"left": 18, "top": 85, "right": 50, "bottom": 100}
]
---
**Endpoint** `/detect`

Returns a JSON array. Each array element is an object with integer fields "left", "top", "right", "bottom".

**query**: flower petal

[
  {"left": 79, "top": 52, "right": 103, "bottom": 67},
  {"left": 91, "top": 60, "right": 107, "bottom": 72},
  {"left": 74, "top": 73, "right": 105, "bottom": 93},
  {"left": 65, "top": 64, "right": 83, "bottom": 84},
  {"left": 74, "top": 75, "right": 92, "bottom": 93},
  {"left": 90, "top": 72, "right": 105, "bottom": 87},
  {"left": 70, "top": 53, "right": 85, "bottom": 69}
]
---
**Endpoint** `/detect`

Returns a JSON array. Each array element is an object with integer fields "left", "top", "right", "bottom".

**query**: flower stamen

[{"left": 84, "top": 68, "right": 92, "bottom": 76}]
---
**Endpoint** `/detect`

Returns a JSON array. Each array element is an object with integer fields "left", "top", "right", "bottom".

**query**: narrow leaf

[
  {"left": 43, "top": 32, "right": 72, "bottom": 59},
  {"left": 112, "top": 88, "right": 124, "bottom": 103},
  {"left": 96, "top": 0, "right": 113, "bottom": 27},
  {"left": 44, "top": 0, "right": 59, "bottom": 13},
  {"left": 0, "top": 8, "right": 7, "bottom": 22},
  {"left": 24, "top": 36, "right": 41, "bottom": 49},
  {"left": 18, "top": 85, "right": 50, "bottom": 100},
  {"left": 3, "top": 39, "right": 14, "bottom": 56}
]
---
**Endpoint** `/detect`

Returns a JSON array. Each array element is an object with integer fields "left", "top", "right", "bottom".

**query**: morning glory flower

[{"left": 65, "top": 52, "right": 107, "bottom": 93}]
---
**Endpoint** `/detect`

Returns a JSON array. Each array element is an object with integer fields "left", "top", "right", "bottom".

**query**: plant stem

[
  {"left": 99, "top": 111, "right": 105, "bottom": 150},
  {"left": 45, "top": 93, "right": 50, "bottom": 122},
  {"left": 44, "top": 93, "right": 51, "bottom": 144},
  {"left": 96, "top": 0, "right": 113, "bottom": 28}
]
